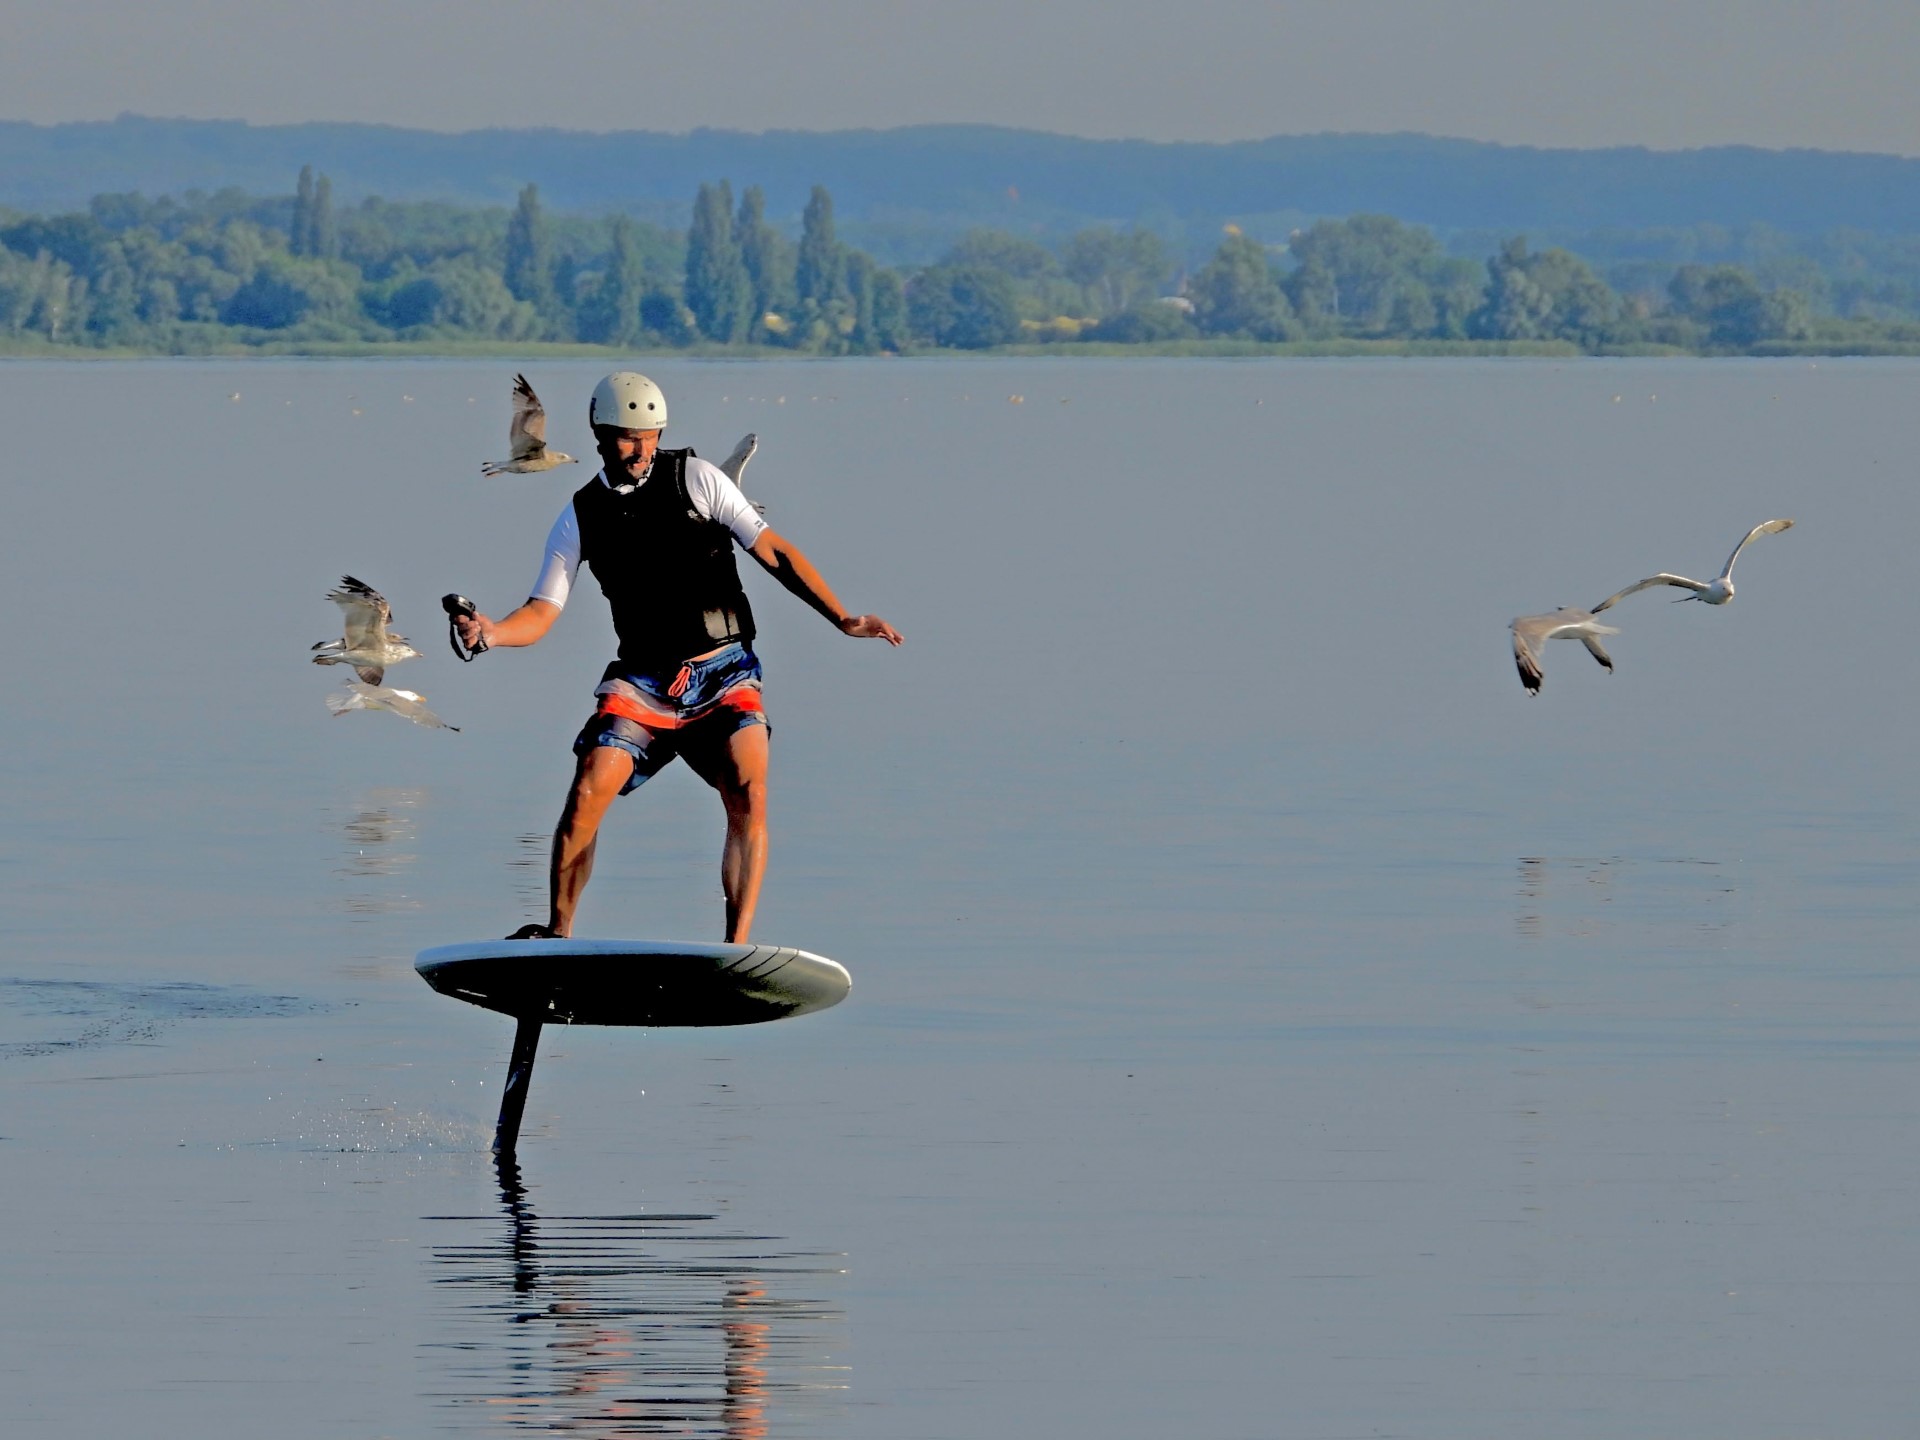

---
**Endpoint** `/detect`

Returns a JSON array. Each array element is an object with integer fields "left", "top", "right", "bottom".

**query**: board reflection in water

[{"left": 423, "top": 1159, "right": 849, "bottom": 1436}]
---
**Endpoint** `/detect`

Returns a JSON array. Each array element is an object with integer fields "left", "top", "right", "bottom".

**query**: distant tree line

[{"left": 3, "top": 170, "right": 1919, "bottom": 354}]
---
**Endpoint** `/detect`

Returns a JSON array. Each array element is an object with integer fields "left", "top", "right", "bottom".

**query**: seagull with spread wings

[
  {"left": 311, "top": 576, "right": 422, "bottom": 686},
  {"left": 1510, "top": 608, "right": 1622, "bottom": 696},
  {"left": 326, "top": 679, "right": 460, "bottom": 731},
  {"left": 481, "top": 373, "right": 577, "bottom": 476},
  {"left": 1592, "top": 519, "right": 1796, "bottom": 611}
]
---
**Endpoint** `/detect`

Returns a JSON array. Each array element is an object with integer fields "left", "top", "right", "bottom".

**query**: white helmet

[{"left": 589, "top": 371, "right": 668, "bottom": 431}]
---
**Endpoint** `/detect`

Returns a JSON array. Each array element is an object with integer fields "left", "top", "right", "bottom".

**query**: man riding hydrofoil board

[{"left": 454, "top": 371, "right": 903, "bottom": 943}]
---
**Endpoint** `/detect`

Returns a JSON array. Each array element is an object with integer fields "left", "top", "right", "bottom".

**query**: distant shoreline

[{"left": 9, "top": 337, "right": 1920, "bottom": 361}]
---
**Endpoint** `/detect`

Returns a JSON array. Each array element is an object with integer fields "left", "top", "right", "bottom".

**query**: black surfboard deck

[{"left": 414, "top": 938, "right": 852, "bottom": 1028}]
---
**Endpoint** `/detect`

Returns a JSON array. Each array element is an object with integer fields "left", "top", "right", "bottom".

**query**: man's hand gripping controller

[{"left": 442, "top": 594, "right": 488, "bottom": 661}]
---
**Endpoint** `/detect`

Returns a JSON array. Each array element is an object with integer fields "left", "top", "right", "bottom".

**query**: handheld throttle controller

[{"left": 442, "top": 594, "right": 488, "bottom": 661}]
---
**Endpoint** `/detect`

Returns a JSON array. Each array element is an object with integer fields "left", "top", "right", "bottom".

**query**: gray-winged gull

[
  {"left": 312, "top": 576, "right": 422, "bottom": 686},
  {"left": 1592, "top": 519, "right": 1796, "bottom": 611},
  {"left": 1510, "top": 608, "right": 1621, "bottom": 696},
  {"left": 326, "top": 679, "right": 459, "bottom": 731},
  {"left": 481, "top": 374, "right": 577, "bottom": 476}
]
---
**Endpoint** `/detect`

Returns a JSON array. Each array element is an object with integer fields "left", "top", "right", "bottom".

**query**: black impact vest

[{"left": 573, "top": 449, "right": 756, "bottom": 671}]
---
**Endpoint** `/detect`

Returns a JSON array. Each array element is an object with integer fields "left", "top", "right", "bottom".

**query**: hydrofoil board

[
  {"left": 416, "top": 938, "right": 851, "bottom": 1027},
  {"left": 415, "top": 938, "right": 852, "bottom": 1155}
]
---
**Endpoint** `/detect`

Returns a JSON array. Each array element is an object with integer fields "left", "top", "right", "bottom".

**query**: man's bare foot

[{"left": 506, "top": 923, "right": 559, "bottom": 940}]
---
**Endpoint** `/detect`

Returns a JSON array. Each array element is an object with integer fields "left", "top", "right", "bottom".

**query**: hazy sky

[{"left": 6, "top": 0, "right": 1919, "bottom": 154}]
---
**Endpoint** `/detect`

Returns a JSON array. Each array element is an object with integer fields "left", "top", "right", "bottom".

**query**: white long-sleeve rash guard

[{"left": 528, "top": 458, "right": 768, "bottom": 610}]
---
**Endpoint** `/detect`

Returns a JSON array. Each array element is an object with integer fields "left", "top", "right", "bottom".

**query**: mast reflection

[{"left": 423, "top": 1155, "right": 847, "bottom": 1436}]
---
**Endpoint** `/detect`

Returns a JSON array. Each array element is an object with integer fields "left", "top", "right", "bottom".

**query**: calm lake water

[{"left": 2, "top": 356, "right": 1917, "bottom": 1437}]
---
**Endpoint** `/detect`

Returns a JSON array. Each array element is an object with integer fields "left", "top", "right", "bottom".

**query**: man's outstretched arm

[
  {"left": 748, "top": 529, "right": 903, "bottom": 644},
  {"left": 456, "top": 597, "right": 562, "bottom": 651}
]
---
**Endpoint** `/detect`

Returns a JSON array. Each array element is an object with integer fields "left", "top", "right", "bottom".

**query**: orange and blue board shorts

[{"left": 573, "top": 642, "right": 768, "bottom": 794}]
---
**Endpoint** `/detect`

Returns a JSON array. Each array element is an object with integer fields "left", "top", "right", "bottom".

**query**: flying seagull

[
  {"left": 326, "top": 679, "right": 460, "bottom": 731},
  {"left": 1510, "top": 608, "right": 1621, "bottom": 696},
  {"left": 312, "top": 576, "right": 422, "bottom": 686},
  {"left": 1592, "top": 519, "right": 1796, "bottom": 611},
  {"left": 481, "top": 374, "right": 577, "bottom": 476}
]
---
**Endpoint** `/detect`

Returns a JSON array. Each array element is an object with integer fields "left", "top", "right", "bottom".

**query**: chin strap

[{"left": 442, "top": 594, "right": 488, "bottom": 661}]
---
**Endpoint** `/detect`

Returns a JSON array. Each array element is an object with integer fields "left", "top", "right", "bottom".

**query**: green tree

[
  {"left": 1089, "top": 299, "right": 1195, "bottom": 343},
  {"left": 576, "top": 217, "right": 646, "bottom": 345},
  {"left": 371, "top": 256, "right": 533, "bottom": 337},
  {"left": 1427, "top": 257, "right": 1487, "bottom": 339},
  {"left": 907, "top": 264, "right": 1021, "bottom": 349},
  {"left": 1063, "top": 228, "right": 1172, "bottom": 315},
  {"left": 1668, "top": 264, "right": 1810, "bottom": 346},
  {"left": 844, "top": 250, "right": 877, "bottom": 352},
  {"left": 1760, "top": 287, "right": 1815, "bottom": 343},
  {"left": 0, "top": 249, "right": 75, "bottom": 338},
  {"left": 1277, "top": 215, "right": 1496, "bottom": 338},
  {"left": 735, "top": 185, "right": 793, "bottom": 340},
  {"left": 0, "top": 213, "right": 113, "bottom": 276},
  {"left": 289, "top": 167, "right": 337, "bottom": 260},
  {"left": 1188, "top": 233, "right": 1296, "bottom": 340},
  {"left": 311, "top": 175, "right": 337, "bottom": 261},
  {"left": 1285, "top": 215, "right": 1442, "bottom": 331},
  {"left": 1532, "top": 249, "right": 1614, "bottom": 341},
  {"left": 795, "top": 184, "right": 845, "bottom": 319},
  {"left": 844, "top": 251, "right": 908, "bottom": 353},
  {"left": 684, "top": 180, "right": 751, "bottom": 343},
  {"left": 1284, "top": 255, "right": 1339, "bottom": 332},
  {"left": 868, "top": 266, "right": 908, "bottom": 351},
  {"left": 42, "top": 264, "right": 80, "bottom": 341},
  {"left": 503, "top": 183, "right": 557, "bottom": 324},
  {"left": 172, "top": 243, "right": 243, "bottom": 321},
  {"left": 640, "top": 288, "right": 697, "bottom": 344},
  {"left": 1473, "top": 238, "right": 1616, "bottom": 345},
  {"left": 220, "top": 256, "right": 355, "bottom": 330},
  {"left": 434, "top": 257, "right": 531, "bottom": 336},
  {"left": 98, "top": 228, "right": 199, "bottom": 337},
  {"left": 1474, "top": 238, "right": 1553, "bottom": 339},
  {"left": 547, "top": 254, "right": 583, "bottom": 340},
  {"left": 85, "top": 240, "right": 141, "bottom": 340},
  {"left": 369, "top": 265, "right": 436, "bottom": 329},
  {"left": 941, "top": 229, "right": 1058, "bottom": 282},
  {"left": 291, "top": 165, "right": 315, "bottom": 256},
  {"left": 138, "top": 275, "right": 181, "bottom": 327}
]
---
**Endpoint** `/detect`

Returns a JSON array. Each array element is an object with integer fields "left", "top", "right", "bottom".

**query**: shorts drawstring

[{"left": 667, "top": 664, "right": 693, "bottom": 699}]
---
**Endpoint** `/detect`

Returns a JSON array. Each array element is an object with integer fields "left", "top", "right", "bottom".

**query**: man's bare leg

[
  {"left": 714, "top": 725, "right": 770, "bottom": 943},
  {"left": 547, "top": 744, "right": 636, "bottom": 938}
]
